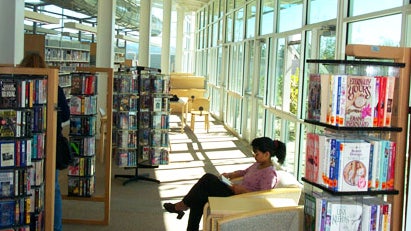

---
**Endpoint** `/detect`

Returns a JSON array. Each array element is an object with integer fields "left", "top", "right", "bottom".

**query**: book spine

[{"left": 377, "top": 76, "right": 387, "bottom": 127}]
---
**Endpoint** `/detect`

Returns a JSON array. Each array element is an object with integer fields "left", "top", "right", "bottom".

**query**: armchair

[{"left": 202, "top": 170, "right": 303, "bottom": 231}]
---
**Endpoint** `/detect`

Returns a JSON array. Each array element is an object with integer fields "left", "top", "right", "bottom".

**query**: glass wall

[{"left": 194, "top": 0, "right": 409, "bottom": 180}]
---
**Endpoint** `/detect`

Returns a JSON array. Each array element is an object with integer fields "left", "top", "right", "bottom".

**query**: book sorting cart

[
  {"left": 67, "top": 72, "right": 97, "bottom": 197},
  {"left": 114, "top": 66, "right": 170, "bottom": 185},
  {"left": 0, "top": 67, "right": 58, "bottom": 231},
  {"left": 302, "top": 45, "right": 410, "bottom": 230}
]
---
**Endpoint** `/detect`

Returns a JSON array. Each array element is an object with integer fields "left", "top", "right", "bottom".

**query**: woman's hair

[
  {"left": 20, "top": 53, "right": 47, "bottom": 68},
  {"left": 251, "top": 137, "right": 286, "bottom": 165}
]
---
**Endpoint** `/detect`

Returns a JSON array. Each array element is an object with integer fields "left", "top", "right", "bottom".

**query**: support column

[
  {"left": 139, "top": 0, "right": 152, "bottom": 67},
  {"left": 0, "top": 0, "right": 24, "bottom": 65},
  {"left": 97, "top": 0, "right": 116, "bottom": 68},
  {"left": 175, "top": 6, "right": 184, "bottom": 72},
  {"left": 161, "top": 0, "right": 171, "bottom": 74}
]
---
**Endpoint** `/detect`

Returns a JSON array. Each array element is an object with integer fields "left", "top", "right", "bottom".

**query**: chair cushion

[{"left": 276, "top": 170, "right": 303, "bottom": 189}]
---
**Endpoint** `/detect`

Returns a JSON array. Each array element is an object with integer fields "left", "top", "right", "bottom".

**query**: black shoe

[{"left": 163, "top": 203, "right": 185, "bottom": 219}]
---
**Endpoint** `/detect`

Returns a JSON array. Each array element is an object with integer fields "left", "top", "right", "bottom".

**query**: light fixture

[
  {"left": 64, "top": 22, "right": 97, "bottom": 34},
  {"left": 24, "top": 10, "right": 60, "bottom": 25},
  {"left": 115, "top": 34, "right": 139, "bottom": 43}
]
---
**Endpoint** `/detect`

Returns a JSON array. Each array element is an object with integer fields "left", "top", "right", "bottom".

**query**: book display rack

[
  {"left": 114, "top": 66, "right": 170, "bottom": 186},
  {"left": 0, "top": 67, "right": 59, "bottom": 231},
  {"left": 67, "top": 72, "right": 98, "bottom": 197},
  {"left": 62, "top": 67, "right": 113, "bottom": 226},
  {"left": 302, "top": 44, "right": 411, "bottom": 230}
]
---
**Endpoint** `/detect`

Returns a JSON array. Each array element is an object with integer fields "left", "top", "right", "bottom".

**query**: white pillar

[
  {"left": 175, "top": 6, "right": 184, "bottom": 72},
  {"left": 97, "top": 0, "right": 116, "bottom": 68},
  {"left": 161, "top": 0, "right": 171, "bottom": 74},
  {"left": 0, "top": 0, "right": 24, "bottom": 65},
  {"left": 139, "top": 0, "right": 151, "bottom": 67}
]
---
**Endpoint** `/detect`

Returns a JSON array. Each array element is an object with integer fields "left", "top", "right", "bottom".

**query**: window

[
  {"left": 307, "top": 0, "right": 337, "bottom": 24},
  {"left": 348, "top": 14, "right": 401, "bottom": 46},
  {"left": 349, "top": 0, "right": 402, "bottom": 16},
  {"left": 234, "top": 8, "right": 244, "bottom": 42},
  {"left": 278, "top": 0, "right": 303, "bottom": 32},
  {"left": 226, "top": 13, "right": 233, "bottom": 42},
  {"left": 246, "top": 1, "right": 256, "bottom": 39},
  {"left": 260, "top": 0, "right": 275, "bottom": 35}
]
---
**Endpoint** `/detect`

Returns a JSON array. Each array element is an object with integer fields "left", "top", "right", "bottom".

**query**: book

[
  {"left": 320, "top": 74, "right": 331, "bottom": 123},
  {"left": 220, "top": 175, "right": 232, "bottom": 186},
  {"left": 0, "top": 141, "right": 15, "bottom": 167},
  {"left": 328, "top": 138, "right": 340, "bottom": 190},
  {"left": 336, "top": 75, "right": 347, "bottom": 126},
  {"left": 0, "top": 78, "right": 18, "bottom": 108},
  {"left": 377, "top": 76, "right": 387, "bottom": 127},
  {"left": 345, "top": 76, "right": 375, "bottom": 127},
  {"left": 0, "top": 109, "right": 17, "bottom": 137},
  {"left": 327, "top": 75, "right": 339, "bottom": 125},
  {"left": 307, "top": 74, "right": 321, "bottom": 121},
  {"left": 338, "top": 140, "right": 370, "bottom": 192},
  {"left": 327, "top": 199, "right": 362, "bottom": 230},
  {"left": 305, "top": 133, "right": 319, "bottom": 183},
  {"left": 384, "top": 77, "right": 395, "bottom": 127},
  {"left": 304, "top": 193, "right": 316, "bottom": 231},
  {"left": 0, "top": 200, "right": 15, "bottom": 227},
  {"left": 153, "top": 97, "right": 162, "bottom": 112},
  {"left": 0, "top": 171, "right": 14, "bottom": 198}
]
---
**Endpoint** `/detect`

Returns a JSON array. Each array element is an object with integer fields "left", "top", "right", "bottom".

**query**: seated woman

[{"left": 163, "top": 137, "right": 286, "bottom": 231}]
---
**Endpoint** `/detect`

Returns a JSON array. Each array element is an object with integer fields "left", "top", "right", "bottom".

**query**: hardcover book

[
  {"left": 320, "top": 74, "right": 330, "bottom": 123},
  {"left": 327, "top": 199, "right": 362, "bottom": 230},
  {"left": 0, "top": 141, "right": 15, "bottom": 167}
]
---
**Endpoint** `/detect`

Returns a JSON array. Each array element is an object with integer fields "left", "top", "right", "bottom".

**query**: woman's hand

[
  {"left": 221, "top": 173, "right": 231, "bottom": 178},
  {"left": 230, "top": 184, "right": 250, "bottom": 195}
]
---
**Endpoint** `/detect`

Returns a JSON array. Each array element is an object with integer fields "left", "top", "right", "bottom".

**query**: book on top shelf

[
  {"left": 307, "top": 74, "right": 321, "bottom": 121},
  {"left": 345, "top": 76, "right": 375, "bottom": 127},
  {"left": 0, "top": 78, "right": 17, "bottom": 108},
  {"left": 384, "top": 77, "right": 395, "bottom": 127}
]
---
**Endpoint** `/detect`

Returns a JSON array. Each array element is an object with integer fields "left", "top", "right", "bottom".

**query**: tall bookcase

[
  {"left": 114, "top": 66, "right": 170, "bottom": 185},
  {"left": 302, "top": 45, "right": 411, "bottom": 230},
  {"left": 0, "top": 67, "right": 58, "bottom": 231},
  {"left": 61, "top": 67, "right": 113, "bottom": 225}
]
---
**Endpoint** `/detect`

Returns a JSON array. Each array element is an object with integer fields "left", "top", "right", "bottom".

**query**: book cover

[
  {"left": 384, "top": 77, "right": 395, "bottom": 127},
  {"left": 0, "top": 109, "right": 17, "bottom": 137},
  {"left": 71, "top": 74, "right": 84, "bottom": 95},
  {"left": 328, "top": 138, "right": 339, "bottom": 190},
  {"left": 373, "top": 77, "right": 380, "bottom": 127},
  {"left": 380, "top": 140, "right": 390, "bottom": 190},
  {"left": 377, "top": 76, "right": 387, "bottom": 127},
  {"left": 327, "top": 75, "right": 339, "bottom": 125},
  {"left": 336, "top": 75, "right": 347, "bottom": 126},
  {"left": 387, "top": 141, "right": 396, "bottom": 190},
  {"left": 0, "top": 78, "right": 18, "bottom": 108},
  {"left": 345, "top": 76, "right": 375, "bottom": 127},
  {"left": 305, "top": 133, "right": 319, "bottom": 183},
  {"left": 320, "top": 74, "right": 330, "bottom": 124},
  {"left": 307, "top": 74, "right": 321, "bottom": 121},
  {"left": 0, "top": 171, "right": 14, "bottom": 198},
  {"left": 304, "top": 193, "right": 316, "bottom": 231},
  {"left": 317, "top": 134, "right": 330, "bottom": 186},
  {"left": 338, "top": 140, "right": 370, "bottom": 192},
  {"left": 153, "top": 97, "right": 162, "bottom": 112},
  {"left": 327, "top": 199, "right": 362, "bottom": 230},
  {"left": 0, "top": 200, "right": 15, "bottom": 227},
  {"left": 0, "top": 141, "right": 15, "bottom": 167}
]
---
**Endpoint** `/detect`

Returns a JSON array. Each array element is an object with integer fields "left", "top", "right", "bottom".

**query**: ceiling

[{"left": 25, "top": 0, "right": 210, "bottom": 36}]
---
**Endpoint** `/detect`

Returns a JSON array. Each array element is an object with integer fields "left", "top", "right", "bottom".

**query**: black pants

[{"left": 182, "top": 173, "right": 234, "bottom": 231}]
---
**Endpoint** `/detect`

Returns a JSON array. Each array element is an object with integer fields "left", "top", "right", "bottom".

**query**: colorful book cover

[
  {"left": 320, "top": 74, "right": 330, "bottom": 124},
  {"left": 327, "top": 75, "right": 339, "bottom": 125},
  {"left": 336, "top": 75, "right": 347, "bottom": 126},
  {"left": 338, "top": 140, "right": 370, "bottom": 192},
  {"left": 0, "top": 170, "right": 14, "bottom": 197},
  {"left": 0, "top": 78, "right": 18, "bottom": 108},
  {"left": 345, "top": 76, "right": 375, "bottom": 127},
  {"left": 387, "top": 141, "right": 396, "bottom": 190},
  {"left": 305, "top": 133, "right": 319, "bottom": 183},
  {"left": 384, "top": 77, "right": 395, "bottom": 127},
  {"left": 304, "top": 193, "right": 316, "bottom": 231},
  {"left": 377, "top": 76, "right": 387, "bottom": 127},
  {"left": 0, "top": 109, "right": 17, "bottom": 137},
  {"left": 307, "top": 74, "right": 321, "bottom": 121},
  {"left": 317, "top": 134, "right": 329, "bottom": 186},
  {"left": 328, "top": 138, "right": 339, "bottom": 190},
  {"left": 380, "top": 140, "right": 390, "bottom": 190}
]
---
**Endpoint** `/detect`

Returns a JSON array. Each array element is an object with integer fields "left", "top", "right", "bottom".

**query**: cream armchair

[
  {"left": 217, "top": 206, "right": 304, "bottom": 231},
  {"left": 202, "top": 170, "right": 303, "bottom": 231}
]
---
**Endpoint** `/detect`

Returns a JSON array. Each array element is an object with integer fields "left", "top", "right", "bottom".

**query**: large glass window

[
  {"left": 307, "top": 0, "right": 337, "bottom": 24},
  {"left": 226, "top": 95, "right": 242, "bottom": 133},
  {"left": 255, "top": 102, "right": 266, "bottom": 137},
  {"left": 213, "top": 0, "right": 220, "bottom": 21},
  {"left": 284, "top": 34, "right": 301, "bottom": 114},
  {"left": 226, "top": 13, "right": 233, "bottom": 42},
  {"left": 278, "top": 0, "right": 303, "bottom": 32},
  {"left": 348, "top": 14, "right": 401, "bottom": 46},
  {"left": 273, "top": 38, "right": 285, "bottom": 108},
  {"left": 228, "top": 44, "right": 244, "bottom": 93},
  {"left": 260, "top": 0, "right": 275, "bottom": 35},
  {"left": 246, "top": 1, "right": 256, "bottom": 39},
  {"left": 212, "top": 23, "right": 218, "bottom": 47},
  {"left": 234, "top": 8, "right": 244, "bottom": 42},
  {"left": 257, "top": 40, "right": 268, "bottom": 99},
  {"left": 244, "top": 41, "right": 255, "bottom": 94},
  {"left": 349, "top": 0, "right": 403, "bottom": 16}
]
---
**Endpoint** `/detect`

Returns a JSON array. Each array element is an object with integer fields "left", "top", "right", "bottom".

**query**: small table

[{"left": 170, "top": 97, "right": 189, "bottom": 133}]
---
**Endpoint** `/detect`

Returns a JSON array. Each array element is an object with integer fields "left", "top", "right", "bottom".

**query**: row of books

[
  {"left": 0, "top": 197, "right": 30, "bottom": 229},
  {"left": 113, "top": 73, "right": 139, "bottom": 93},
  {"left": 114, "top": 131, "right": 138, "bottom": 148},
  {"left": 69, "top": 115, "right": 96, "bottom": 136},
  {"left": 140, "top": 95, "right": 170, "bottom": 112},
  {"left": 0, "top": 169, "right": 30, "bottom": 198},
  {"left": 139, "top": 112, "right": 170, "bottom": 129},
  {"left": 67, "top": 156, "right": 95, "bottom": 177},
  {"left": 113, "top": 94, "right": 138, "bottom": 111},
  {"left": 0, "top": 140, "right": 32, "bottom": 168},
  {"left": 0, "top": 77, "right": 47, "bottom": 109},
  {"left": 45, "top": 48, "right": 89, "bottom": 62},
  {"left": 141, "top": 147, "right": 169, "bottom": 165},
  {"left": 307, "top": 74, "right": 395, "bottom": 127},
  {"left": 69, "top": 136, "right": 95, "bottom": 157},
  {"left": 304, "top": 192, "right": 391, "bottom": 231},
  {"left": 29, "top": 184, "right": 44, "bottom": 214},
  {"left": 70, "top": 73, "right": 97, "bottom": 95},
  {"left": 70, "top": 95, "right": 97, "bottom": 115},
  {"left": 140, "top": 74, "right": 170, "bottom": 94},
  {"left": 116, "top": 150, "right": 137, "bottom": 167},
  {"left": 67, "top": 176, "right": 95, "bottom": 197},
  {"left": 30, "top": 160, "right": 43, "bottom": 187},
  {"left": 140, "top": 129, "right": 169, "bottom": 147},
  {"left": 113, "top": 112, "right": 137, "bottom": 130},
  {"left": 305, "top": 133, "right": 396, "bottom": 192},
  {"left": 31, "top": 133, "right": 45, "bottom": 160}
]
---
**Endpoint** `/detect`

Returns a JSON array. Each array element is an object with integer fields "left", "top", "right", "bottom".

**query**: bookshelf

[
  {"left": 61, "top": 67, "right": 113, "bottom": 225},
  {"left": 302, "top": 44, "right": 411, "bottom": 230},
  {"left": 24, "top": 34, "right": 90, "bottom": 73},
  {"left": 0, "top": 67, "right": 58, "bottom": 231},
  {"left": 114, "top": 66, "right": 170, "bottom": 185}
]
